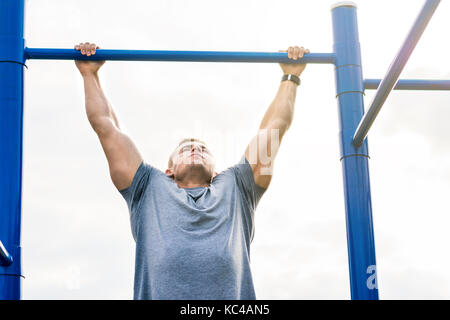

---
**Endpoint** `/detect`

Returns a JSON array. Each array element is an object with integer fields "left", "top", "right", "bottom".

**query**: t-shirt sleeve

[
  {"left": 231, "top": 155, "right": 267, "bottom": 211},
  {"left": 119, "top": 161, "right": 153, "bottom": 217}
]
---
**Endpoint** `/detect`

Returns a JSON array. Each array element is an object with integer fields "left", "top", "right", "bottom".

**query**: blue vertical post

[
  {"left": 331, "top": 2, "right": 378, "bottom": 299},
  {"left": 0, "top": 0, "right": 25, "bottom": 299}
]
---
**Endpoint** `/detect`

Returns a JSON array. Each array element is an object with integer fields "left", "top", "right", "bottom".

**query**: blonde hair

[{"left": 168, "top": 138, "right": 207, "bottom": 168}]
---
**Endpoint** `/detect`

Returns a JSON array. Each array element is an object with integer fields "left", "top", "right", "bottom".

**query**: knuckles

[
  {"left": 285, "top": 45, "right": 309, "bottom": 60},
  {"left": 75, "top": 42, "right": 98, "bottom": 56}
]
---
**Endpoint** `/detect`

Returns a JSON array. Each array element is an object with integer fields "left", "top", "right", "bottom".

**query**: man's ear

[
  {"left": 165, "top": 168, "right": 174, "bottom": 179},
  {"left": 210, "top": 171, "right": 219, "bottom": 183}
]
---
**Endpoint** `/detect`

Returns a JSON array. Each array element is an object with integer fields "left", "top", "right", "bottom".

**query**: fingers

[
  {"left": 74, "top": 42, "right": 99, "bottom": 56},
  {"left": 286, "top": 46, "right": 310, "bottom": 60}
]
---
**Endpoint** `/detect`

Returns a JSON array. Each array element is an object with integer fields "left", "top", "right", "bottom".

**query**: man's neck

[
  {"left": 173, "top": 167, "right": 212, "bottom": 188},
  {"left": 176, "top": 181, "right": 210, "bottom": 189}
]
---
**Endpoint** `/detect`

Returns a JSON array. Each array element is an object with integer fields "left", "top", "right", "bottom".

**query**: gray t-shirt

[{"left": 119, "top": 155, "right": 266, "bottom": 300}]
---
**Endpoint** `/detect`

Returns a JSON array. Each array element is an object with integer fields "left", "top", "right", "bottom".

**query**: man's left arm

[{"left": 245, "top": 46, "right": 309, "bottom": 189}]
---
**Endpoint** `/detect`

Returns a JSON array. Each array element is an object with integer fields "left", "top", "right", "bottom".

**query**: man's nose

[{"left": 191, "top": 145, "right": 202, "bottom": 153}]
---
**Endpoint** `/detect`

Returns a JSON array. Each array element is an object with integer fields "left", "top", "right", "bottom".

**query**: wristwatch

[{"left": 281, "top": 74, "right": 301, "bottom": 86}]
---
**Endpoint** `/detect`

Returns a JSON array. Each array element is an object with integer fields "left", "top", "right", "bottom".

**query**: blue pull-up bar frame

[
  {"left": 0, "top": 0, "right": 447, "bottom": 300},
  {"left": 23, "top": 48, "right": 336, "bottom": 64}
]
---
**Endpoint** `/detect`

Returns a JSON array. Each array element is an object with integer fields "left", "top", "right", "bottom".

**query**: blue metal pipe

[
  {"left": 332, "top": 2, "right": 378, "bottom": 300},
  {"left": 353, "top": 0, "right": 441, "bottom": 147},
  {"left": 0, "top": 0, "right": 25, "bottom": 300},
  {"left": 24, "top": 48, "right": 335, "bottom": 64},
  {"left": 365, "top": 79, "right": 450, "bottom": 90}
]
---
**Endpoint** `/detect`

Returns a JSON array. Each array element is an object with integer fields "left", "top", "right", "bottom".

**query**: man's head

[{"left": 165, "top": 138, "right": 217, "bottom": 186}]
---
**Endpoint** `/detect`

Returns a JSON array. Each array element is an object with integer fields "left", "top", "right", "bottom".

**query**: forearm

[
  {"left": 82, "top": 72, "right": 120, "bottom": 131},
  {"left": 259, "top": 80, "right": 298, "bottom": 134}
]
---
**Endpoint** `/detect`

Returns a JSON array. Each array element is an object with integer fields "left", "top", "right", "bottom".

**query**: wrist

[
  {"left": 81, "top": 71, "right": 99, "bottom": 80},
  {"left": 281, "top": 74, "right": 301, "bottom": 86},
  {"left": 283, "top": 72, "right": 301, "bottom": 77}
]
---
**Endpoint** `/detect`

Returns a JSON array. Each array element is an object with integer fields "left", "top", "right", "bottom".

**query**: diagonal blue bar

[
  {"left": 23, "top": 48, "right": 335, "bottom": 64},
  {"left": 0, "top": 240, "right": 13, "bottom": 266},
  {"left": 365, "top": 79, "right": 450, "bottom": 90},
  {"left": 353, "top": 0, "right": 441, "bottom": 147}
]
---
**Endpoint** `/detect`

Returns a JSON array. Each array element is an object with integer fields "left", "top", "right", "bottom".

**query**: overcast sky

[{"left": 19, "top": 0, "right": 450, "bottom": 299}]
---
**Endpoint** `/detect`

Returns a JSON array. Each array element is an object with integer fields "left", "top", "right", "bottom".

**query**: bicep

[
  {"left": 245, "top": 119, "right": 288, "bottom": 189},
  {"left": 94, "top": 118, "right": 143, "bottom": 191}
]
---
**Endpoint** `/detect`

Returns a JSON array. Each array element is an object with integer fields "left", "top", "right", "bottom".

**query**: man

[{"left": 74, "top": 42, "right": 308, "bottom": 299}]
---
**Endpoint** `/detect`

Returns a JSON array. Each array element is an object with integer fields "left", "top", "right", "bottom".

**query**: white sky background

[{"left": 20, "top": 0, "right": 450, "bottom": 299}]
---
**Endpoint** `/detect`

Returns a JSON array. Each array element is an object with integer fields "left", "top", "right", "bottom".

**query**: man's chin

[{"left": 183, "top": 157, "right": 209, "bottom": 166}]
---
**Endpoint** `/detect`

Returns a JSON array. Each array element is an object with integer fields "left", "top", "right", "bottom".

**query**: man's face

[{"left": 167, "top": 141, "right": 216, "bottom": 182}]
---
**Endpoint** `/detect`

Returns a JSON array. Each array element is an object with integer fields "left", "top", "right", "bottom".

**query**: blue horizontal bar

[
  {"left": 365, "top": 79, "right": 450, "bottom": 90},
  {"left": 24, "top": 48, "right": 335, "bottom": 64},
  {"left": 0, "top": 240, "right": 13, "bottom": 267}
]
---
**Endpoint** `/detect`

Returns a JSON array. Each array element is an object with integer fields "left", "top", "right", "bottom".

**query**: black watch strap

[{"left": 281, "top": 74, "right": 300, "bottom": 86}]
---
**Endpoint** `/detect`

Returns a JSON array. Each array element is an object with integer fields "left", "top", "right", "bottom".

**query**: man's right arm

[{"left": 76, "top": 42, "right": 143, "bottom": 191}]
